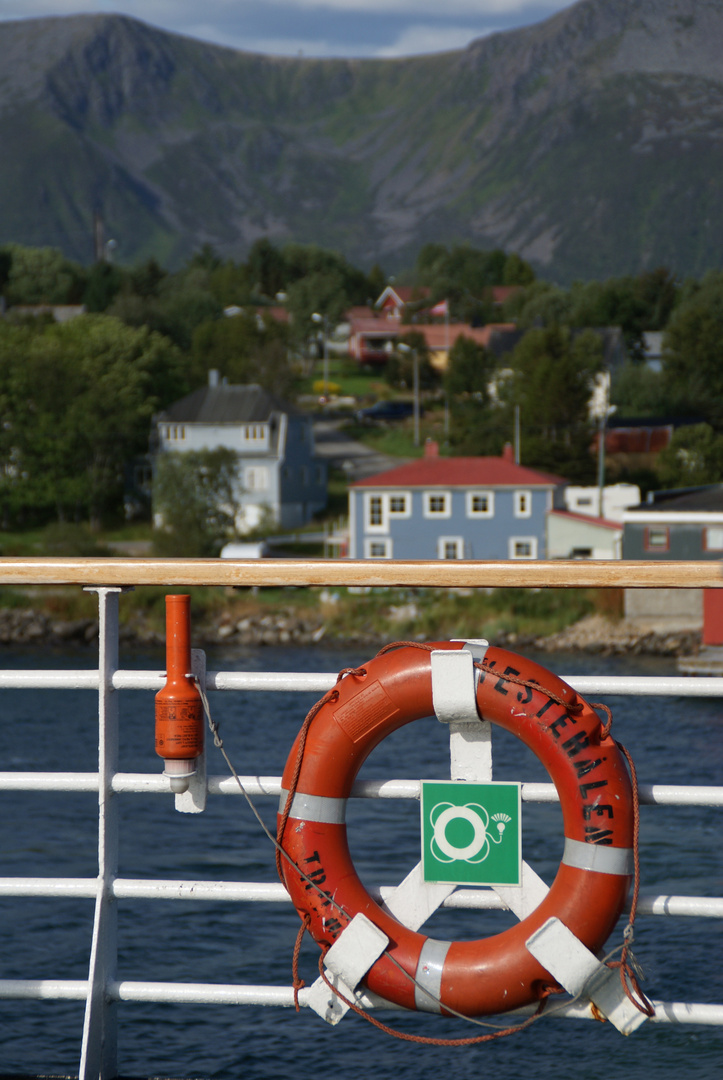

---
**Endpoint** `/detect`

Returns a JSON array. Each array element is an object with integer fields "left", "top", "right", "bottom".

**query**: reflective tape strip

[
  {"left": 414, "top": 938, "right": 451, "bottom": 1013},
  {"left": 562, "top": 837, "right": 633, "bottom": 876},
  {"left": 431, "top": 650, "right": 480, "bottom": 725},
  {"left": 278, "top": 790, "right": 347, "bottom": 824}
]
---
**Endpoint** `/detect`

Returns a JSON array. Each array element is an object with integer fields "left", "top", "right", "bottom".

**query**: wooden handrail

[{"left": 0, "top": 558, "right": 720, "bottom": 588}]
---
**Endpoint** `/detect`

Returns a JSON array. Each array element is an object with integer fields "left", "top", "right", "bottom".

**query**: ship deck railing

[{"left": 0, "top": 558, "right": 721, "bottom": 1078}]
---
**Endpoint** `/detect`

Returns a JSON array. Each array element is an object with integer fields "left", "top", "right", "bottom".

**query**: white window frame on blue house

[
  {"left": 364, "top": 493, "right": 388, "bottom": 533},
  {"left": 423, "top": 491, "right": 452, "bottom": 518},
  {"left": 364, "top": 537, "right": 392, "bottom": 558},
  {"left": 437, "top": 536, "right": 465, "bottom": 559},
  {"left": 388, "top": 492, "right": 412, "bottom": 518},
  {"left": 514, "top": 490, "right": 532, "bottom": 518},
  {"left": 509, "top": 536, "right": 538, "bottom": 559},
  {"left": 466, "top": 490, "right": 495, "bottom": 518}
]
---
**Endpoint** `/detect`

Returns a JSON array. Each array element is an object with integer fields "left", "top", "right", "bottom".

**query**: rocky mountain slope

[{"left": 1, "top": 0, "right": 722, "bottom": 280}]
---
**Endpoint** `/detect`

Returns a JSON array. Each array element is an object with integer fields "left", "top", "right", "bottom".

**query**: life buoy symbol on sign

[{"left": 431, "top": 802, "right": 491, "bottom": 863}]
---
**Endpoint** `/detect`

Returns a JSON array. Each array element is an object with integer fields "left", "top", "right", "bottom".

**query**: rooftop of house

[
  {"left": 548, "top": 508, "right": 622, "bottom": 531},
  {"left": 375, "top": 285, "right": 430, "bottom": 309},
  {"left": 418, "top": 323, "right": 517, "bottom": 351},
  {"left": 626, "top": 485, "right": 723, "bottom": 514},
  {"left": 352, "top": 444, "right": 566, "bottom": 489},
  {"left": 158, "top": 381, "right": 295, "bottom": 425}
]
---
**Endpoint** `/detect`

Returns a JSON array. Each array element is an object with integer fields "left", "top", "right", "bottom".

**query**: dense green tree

[
  {"left": 366, "top": 263, "right": 386, "bottom": 301},
  {"left": 444, "top": 336, "right": 495, "bottom": 400},
  {"left": 190, "top": 311, "right": 293, "bottom": 393},
  {"left": 448, "top": 399, "right": 513, "bottom": 457},
  {"left": 502, "top": 326, "right": 604, "bottom": 480},
  {"left": 415, "top": 243, "right": 535, "bottom": 323},
  {"left": 0, "top": 315, "right": 180, "bottom": 527},
  {"left": 610, "top": 361, "right": 692, "bottom": 419},
  {"left": 3, "top": 244, "right": 85, "bottom": 306},
  {"left": 502, "top": 251, "right": 536, "bottom": 286},
  {"left": 508, "top": 268, "right": 679, "bottom": 358},
  {"left": 206, "top": 260, "right": 252, "bottom": 307},
  {"left": 153, "top": 447, "right": 242, "bottom": 557},
  {"left": 84, "top": 262, "right": 126, "bottom": 312},
  {"left": 662, "top": 271, "right": 723, "bottom": 428},
  {"left": 656, "top": 424, "right": 723, "bottom": 488},
  {"left": 503, "top": 281, "right": 572, "bottom": 327},
  {"left": 0, "top": 249, "right": 12, "bottom": 296},
  {"left": 108, "top": 274, "right": 220, "bottom": 352},
  {"left": 187, "top": 244, "right": 222, "bottom": 272},
  {"left": 129, "top": 257, "right": 168, "bottom": 299},
  {"left": 246, "top": 238, "right": 286, "bottom": 298},
  {"left": 385, "top": 331, "right": 439, "bottom": 391},
  {"left": 285, "top": 270, "right": 351, "bottom": 341}
]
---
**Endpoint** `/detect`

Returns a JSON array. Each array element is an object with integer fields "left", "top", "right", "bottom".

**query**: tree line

[{"left": 2, "top": 237, "right": 723, "bottom": 531}]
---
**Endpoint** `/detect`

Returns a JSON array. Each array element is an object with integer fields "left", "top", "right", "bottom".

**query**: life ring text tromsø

[{"left": 277, "top": 642, "right": 634, "bottom": 1018}]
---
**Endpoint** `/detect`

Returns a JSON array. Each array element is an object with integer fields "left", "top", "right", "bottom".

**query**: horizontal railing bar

[
  {"left": 1, "top": 877, "right": 721, "bottom": 920},
  {"left": 113, "top": 981, "right": 301, "bottom": 1007},
  {"left": 0, "top": 670, "right": 101, "bottom": 689},
  {"left": 0, "top": 878, "right": 98, "bottom": 898},
  {"left": 0, "top": 772, "right": 101, "bottom": 791},
  {"left": 1, "top": 772, "right": 722, "bottom": 807},
  {"left": 0, "top": 979, "right": 89, "bottom": 1000},
  {"left": 0, "top": 557, "right": 721, "bottom": 589},
  {"left": 0, "top": 668, "right": 722, "bottom": 699},
  {"left": 0, "top": 976, "right": 720, "bottom": 1026}
]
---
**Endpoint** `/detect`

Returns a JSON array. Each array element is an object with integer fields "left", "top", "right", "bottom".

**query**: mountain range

[{"left": 1, "top": 0, "right": 722, "bottom": 281}]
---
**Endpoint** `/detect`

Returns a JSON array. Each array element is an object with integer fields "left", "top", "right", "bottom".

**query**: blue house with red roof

[{"left": 348, "top": 443, "right": 566, "bottom": 560}]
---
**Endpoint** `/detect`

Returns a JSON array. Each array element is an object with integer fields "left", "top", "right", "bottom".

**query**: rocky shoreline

[
  {"left": 496, "top": 614, "right": 701, "bottom": 658},
  {"left": 0, "top": 606, "right": 701, "bottom": 657}
]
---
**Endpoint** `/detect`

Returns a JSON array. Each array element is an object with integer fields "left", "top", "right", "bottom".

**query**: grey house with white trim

[
  {"left": 621, "top": 486, "right": 723, "bottom": 630},
  {"left": 622, "top": 486, "right": 723, "bottom": 560},
  {"left": 155, "top": 379, "right": 326, "bottom": 532}
]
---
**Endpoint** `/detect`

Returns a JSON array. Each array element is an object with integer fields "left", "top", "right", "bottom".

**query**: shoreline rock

[
  {"left": 526, "top": 613, "right": 700, "bottom": 658},
  {"left": 0, "top": 606, "right": 702, "bottom": 657}
]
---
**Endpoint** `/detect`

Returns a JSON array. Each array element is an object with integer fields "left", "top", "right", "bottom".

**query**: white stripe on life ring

[
  {"left": 562, "top": 837, "right": 633, "bottom": 876},
  {"left": 278, "top": 789, "right": 348, "bottom": 824},
  {"left": 414, "top": 938, "right": 451, "bottom": 1013}
]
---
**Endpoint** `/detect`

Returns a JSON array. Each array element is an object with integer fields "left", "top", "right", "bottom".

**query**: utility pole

[{"left": 93, "top": 212, "right": 104, "bottom": 263}]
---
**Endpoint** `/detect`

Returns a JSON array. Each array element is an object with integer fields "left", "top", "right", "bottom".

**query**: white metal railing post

[{"left": 79, "top": 588, "right": 123, "bottom": 1080}]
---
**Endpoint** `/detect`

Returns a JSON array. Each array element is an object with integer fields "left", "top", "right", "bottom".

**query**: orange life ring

[{"left": 278, "top": 642, "right": 634, "bottom": 1017}]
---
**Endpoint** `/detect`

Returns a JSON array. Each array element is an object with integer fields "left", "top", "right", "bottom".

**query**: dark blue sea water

[{"left": 1, "top": 643, "right": 722, "bottom": 1079}]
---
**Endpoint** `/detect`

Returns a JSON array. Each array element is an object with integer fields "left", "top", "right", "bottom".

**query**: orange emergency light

[{"left": 155, "top": 594, "right": 204, "bottom": 793}]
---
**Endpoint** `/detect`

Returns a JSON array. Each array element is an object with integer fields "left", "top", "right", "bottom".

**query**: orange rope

[
  {"left": 477, "top": 658, "right": 584, "bottom": 715},
  {"left": 606, "top": 739, "right": 656, "bottom": 1018},
  {"left": 316, "top": 954, "right": 555, "bottom": 1045},
  {"left": 292, "top": 914, "right": 311, "bottom": 1012}
]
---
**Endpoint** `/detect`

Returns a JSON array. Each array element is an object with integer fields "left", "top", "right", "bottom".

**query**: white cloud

[
  {"left": 375, "top": 24, "right": 493, "bottom": 58},
  {"left": 182, "top": 20, "right": 491, "bottom": 58},
  {"left": 0, "top": 1, "right": 577, "bottom": 20},
  {"left": 0, "top": 1, "right": 580, "bottom": 58}
]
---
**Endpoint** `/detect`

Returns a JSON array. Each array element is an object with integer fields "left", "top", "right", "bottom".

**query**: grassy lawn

[
  {"left": 342, "top": 406, "right": 451, "bottom": 458},
  {"left": 0, "top": 521, "right": 155, "bottom": 557},
  {"left": 297, "top": 357, "right": 388, "bottom": 401}
]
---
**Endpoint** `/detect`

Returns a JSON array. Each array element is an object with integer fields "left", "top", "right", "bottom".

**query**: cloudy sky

[{"left": 0, "top": 1, "right": 581, "bottom": 58}]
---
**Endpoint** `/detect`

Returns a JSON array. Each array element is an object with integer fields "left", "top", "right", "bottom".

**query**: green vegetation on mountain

[{"left": 1, "top": 1, "right": 723, "bottom": 280}]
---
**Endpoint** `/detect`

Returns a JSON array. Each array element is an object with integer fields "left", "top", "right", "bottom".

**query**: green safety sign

[{"left": 420, "top": 780, "right": 521, "bottom": 886}]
